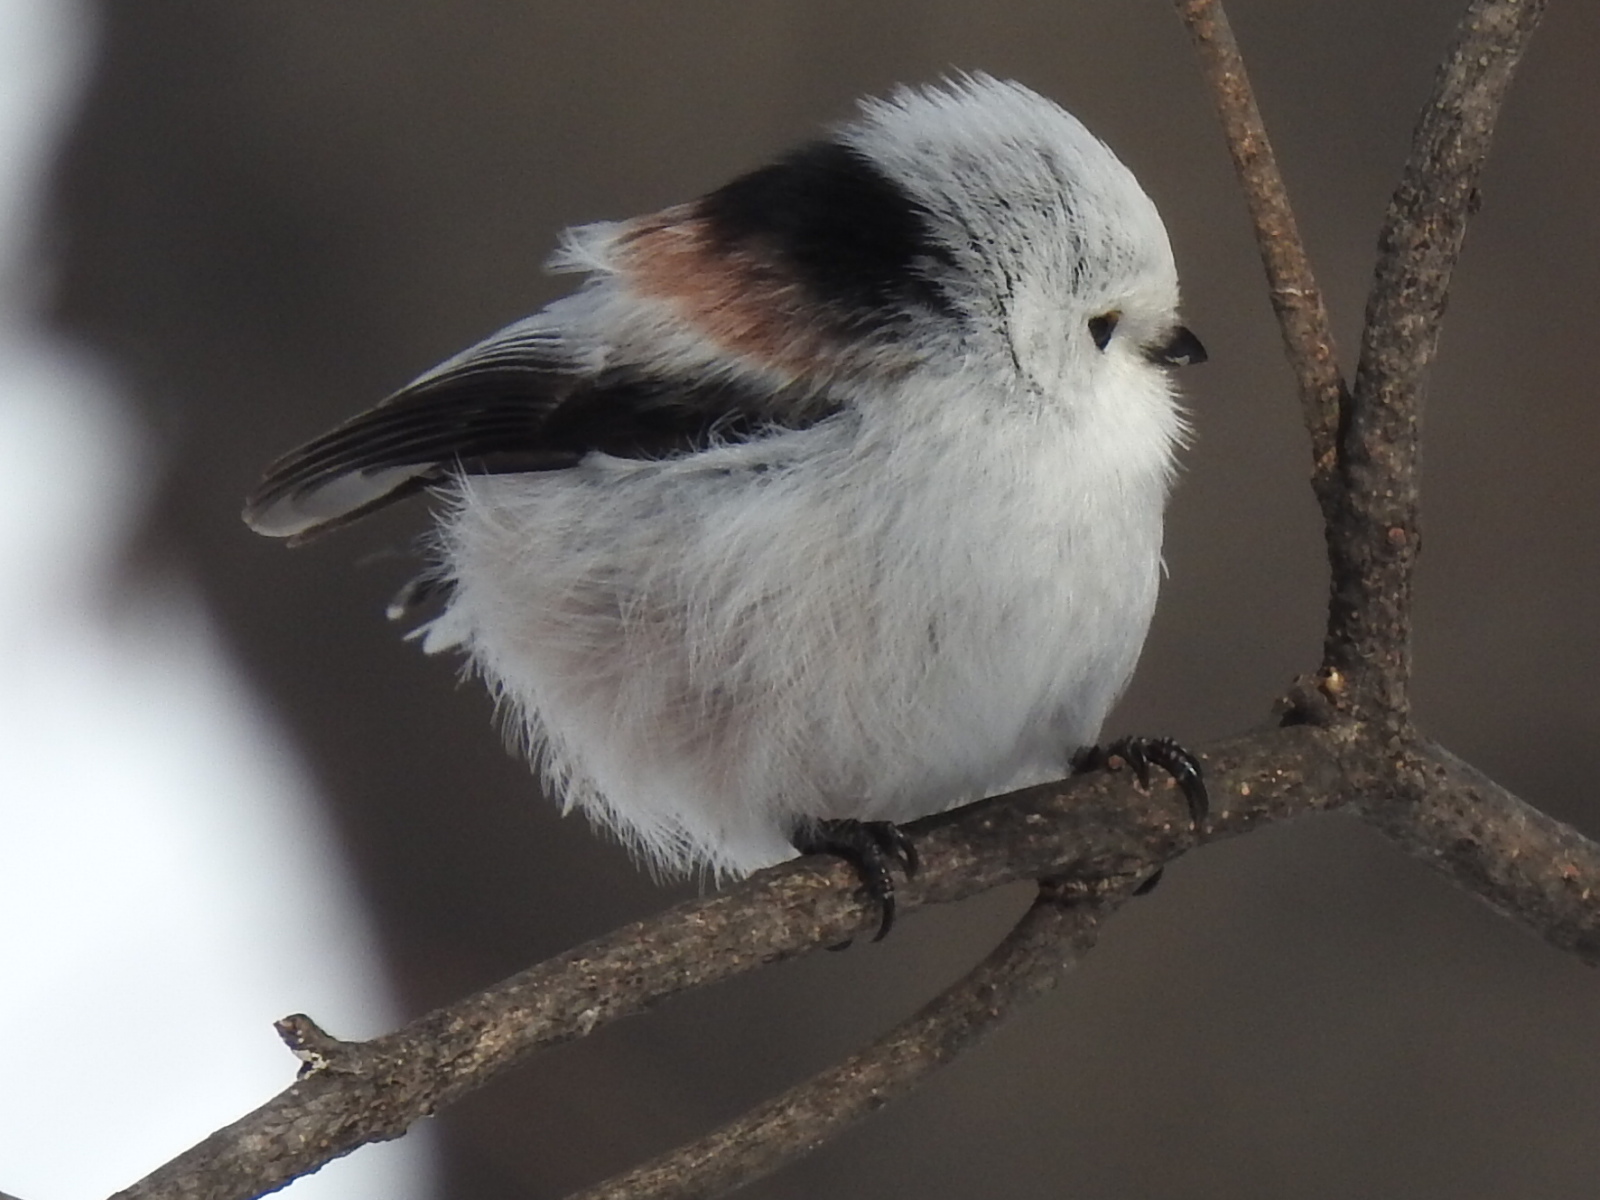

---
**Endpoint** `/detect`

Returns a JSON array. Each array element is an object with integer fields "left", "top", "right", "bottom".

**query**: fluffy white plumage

[{"left": 247, "top": 76, "right": 1202, "bottom": 883}]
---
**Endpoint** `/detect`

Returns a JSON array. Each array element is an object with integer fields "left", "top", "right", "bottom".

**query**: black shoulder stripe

[{"left": 697, "top": 139, "right": 954, "bottom": 327}]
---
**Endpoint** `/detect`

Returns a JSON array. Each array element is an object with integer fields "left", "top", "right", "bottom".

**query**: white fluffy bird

[{"left": 246, "top": 76, "right": 1207, "bottom": 936}]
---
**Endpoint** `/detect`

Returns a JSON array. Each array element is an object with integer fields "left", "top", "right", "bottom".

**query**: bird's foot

[
  {"left": 1072, "top": 735, "right": 1209, "bottom": 830},
  {"left": 792, "top": 819, "right": 919, "bottom": 943}
]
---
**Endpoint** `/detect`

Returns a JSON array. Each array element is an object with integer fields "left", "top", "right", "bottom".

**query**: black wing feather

[{"left": 244, "top": 322, "right": 841, "bottom": 542}]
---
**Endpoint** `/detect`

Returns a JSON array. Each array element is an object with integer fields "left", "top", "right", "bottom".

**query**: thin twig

[
  {"left": 1174, "top": 0, "right": 1348, "bottom": 505},
  {"left": 567, "top": 881, "right": 1130, "bottom": 1200}
]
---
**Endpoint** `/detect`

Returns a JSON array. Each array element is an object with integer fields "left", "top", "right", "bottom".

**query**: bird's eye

[{"left": 1088, "top": 311, "right": 1120, "bottom": 351}]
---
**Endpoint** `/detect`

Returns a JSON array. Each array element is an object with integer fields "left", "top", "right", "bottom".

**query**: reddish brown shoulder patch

[{"left": 616, "top": 207, "right": 835, "bottom": 375}]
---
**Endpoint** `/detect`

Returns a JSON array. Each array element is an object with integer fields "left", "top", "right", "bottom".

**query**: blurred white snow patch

[
  {"left": 0, "top": 0, "right": 437, "bottom": 1196},
  {"left": 0, "top": 0, "right": 90, "bottom": 310},
  {"left": 0, "top": 367, "right": 435, "bottom": 1198}
]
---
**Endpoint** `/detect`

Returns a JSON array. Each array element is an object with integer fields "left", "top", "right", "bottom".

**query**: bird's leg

[{"left": 792, "top": 819, "right": 920, "bottom": 942}]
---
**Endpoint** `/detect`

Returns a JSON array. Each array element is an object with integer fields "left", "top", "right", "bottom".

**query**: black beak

[{"left": 1147, "top": 325, "right": 1207, "bottom": 367}]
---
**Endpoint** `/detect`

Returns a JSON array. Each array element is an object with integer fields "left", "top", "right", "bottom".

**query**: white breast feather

[{"left": 424, "top": 358, "right": 1184, "bottom": 879}]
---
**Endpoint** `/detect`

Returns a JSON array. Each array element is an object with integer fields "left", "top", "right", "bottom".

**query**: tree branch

[
  {"left": 112, "top": 722, "right": 1600, "bottom": 1199},
  {"left": 1180, "top": 0, "right": 1548, "bottom": 727},
  {"left": 1364, "top": 740, "right": 1600, "bottom": 963},
  {"left": 567, "top": 880, "right": 1132, "bottom": 1200},
  {"left": 1330, "top": 0, "right": 1549, "bottom": 722},
  {"left": 106, "top": 728, "right": 1264, "bottom": 1200},
  {"left": 1174, "top": 0, "right": 1349, "bottom": 508}
]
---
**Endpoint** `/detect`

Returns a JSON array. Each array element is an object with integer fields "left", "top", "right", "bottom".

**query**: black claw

[
  {"left": 793, "top": 818, "right": 918, "bottom": 942},
  {"left": 1075, "top": 735, "right": 1209, "bottom": 830},
  {"left": 877, "top": 821, "right": 920, "bottom": 879}
]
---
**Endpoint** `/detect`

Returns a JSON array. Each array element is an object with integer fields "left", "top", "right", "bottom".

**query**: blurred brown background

[{"left": 48, "top": 1, "right": 1600, "bottom": 1195}]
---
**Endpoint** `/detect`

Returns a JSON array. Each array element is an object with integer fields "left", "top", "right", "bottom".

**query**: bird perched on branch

[{"left": 245, "top": 75, "right": 1208, "bottom": 938}]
